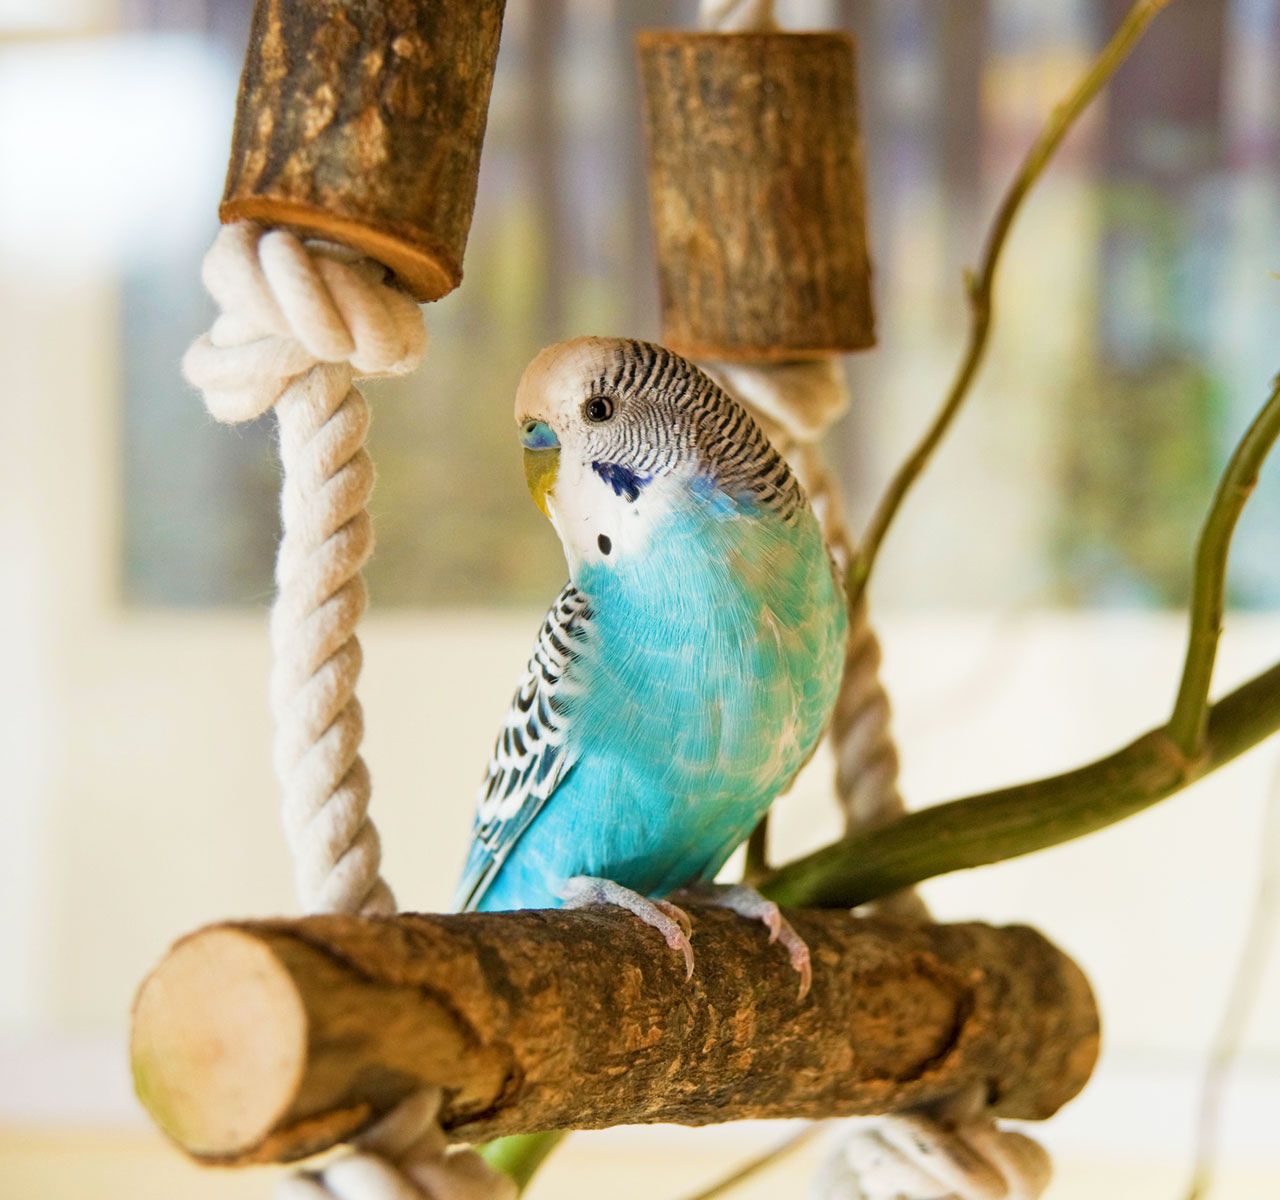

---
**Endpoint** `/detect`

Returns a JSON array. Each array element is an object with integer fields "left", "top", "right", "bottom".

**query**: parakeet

[{"left": 453, "top": 337, "right": 848, "bottom": 991}]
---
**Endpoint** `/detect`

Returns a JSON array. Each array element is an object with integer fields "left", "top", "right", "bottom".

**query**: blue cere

[{"left": 520, "top": 419, "right": 560, "bottom": 450}]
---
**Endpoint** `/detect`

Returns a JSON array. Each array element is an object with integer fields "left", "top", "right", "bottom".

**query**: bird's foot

[
  {"left": 559, "top": 876, "right": 695, "bottom": 979},
  {"left": 673, "top": 882, "right": 812, "bottom": 999}
]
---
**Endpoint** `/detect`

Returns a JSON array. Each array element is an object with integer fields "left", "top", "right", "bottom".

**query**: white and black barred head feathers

[{"left": 515, "top": 336, "right": 804, "bottom": 572}]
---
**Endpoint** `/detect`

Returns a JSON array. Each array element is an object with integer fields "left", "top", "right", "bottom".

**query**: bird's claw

[
  {"left": 655, "top": 911, "right": 696, "bottom": 979},
  {"left": 776, "top": 922, "right": 813, "bottom": 1000},
  {"left": 674, "top": 882, "right": 812, "bottom": 1000},
  {"left": 654, "top": 897, "right": 694, "bottom": 941},
  {"left": 560, "top": 876, "right": 695, "bottom": 979}
]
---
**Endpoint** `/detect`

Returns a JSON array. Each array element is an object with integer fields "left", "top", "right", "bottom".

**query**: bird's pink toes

[
  {"left": 674, "top": 882, "right": 812, "bottom": 1000},
  {"left": 654, "top": 911, "right": 695, "bottom": 980},
  {"left": 560, "top": 876, "right": 696, "bottom": 980}
]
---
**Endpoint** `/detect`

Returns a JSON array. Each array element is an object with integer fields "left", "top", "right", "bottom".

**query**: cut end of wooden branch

[
  {"left": 132, "top": 928, "right": 308, "bottom": 1158},
  {"left": 218, "top": 198, "right": 460, "bottom": 302}
]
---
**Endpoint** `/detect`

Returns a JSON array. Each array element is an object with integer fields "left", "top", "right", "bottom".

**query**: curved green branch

[
  {"left": 847, "top": 0, "right": 1175, "bottom": 605},
  {"left": 1168, "top": 376, "right": 1280, "bottom": 756},
  {"left": 761, "top": 660, "right": 1280, "bottom": 910},
  {"left": 480, "top": 1132, "right": 567, "bottom": 1193}
]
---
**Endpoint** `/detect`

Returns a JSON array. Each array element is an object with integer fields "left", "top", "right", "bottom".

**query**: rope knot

[
  {"left": 277, "top": 1089, "right": 517, "bottom": 1200},
  {"left": 700, "top": 0, "right": 779, "bottom": 32},
  {"left": 183, "top": 222, "right": 426, "bottom": 424},
  {"left": 816, "top": 1104, "right": 1051, "bottom": 1200}
]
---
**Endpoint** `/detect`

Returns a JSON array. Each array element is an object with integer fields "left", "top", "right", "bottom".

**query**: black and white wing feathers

[{"left": 452, "top": 584, "right": 590, "bottom": 912}]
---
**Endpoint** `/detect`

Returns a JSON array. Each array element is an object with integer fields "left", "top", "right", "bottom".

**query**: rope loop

[
  {"left": 276, "top": 1090, "right": 517, "bottom": 1200},
  {"left": 183, "top": 222, "right": 425, "bottom": 424},
  {"left": 699, "top": 0, "right": 779, "bottom": 33},
  {"left": 702, "top": 358, "right": 850, "bottom": 446},
  {"left": 815, "top": 1109, "right": 1052, "bottom": 1200}
]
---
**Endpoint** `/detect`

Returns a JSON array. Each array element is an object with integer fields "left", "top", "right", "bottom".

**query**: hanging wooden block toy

[
  {"left": 638, "top": 29, "right": 876, "bottom": 361},
  {"left": 221, "top": 0, "right": 505, "bottom": 301}
]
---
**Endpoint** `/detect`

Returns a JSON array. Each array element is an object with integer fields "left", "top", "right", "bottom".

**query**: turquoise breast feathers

[{"left": 457, "top": 480, "right": 847, "bottom": 912}]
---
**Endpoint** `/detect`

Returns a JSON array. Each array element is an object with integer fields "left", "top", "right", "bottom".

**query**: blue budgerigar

[{"left": 453, "top": 337, "right": 849, "bottom": 992}]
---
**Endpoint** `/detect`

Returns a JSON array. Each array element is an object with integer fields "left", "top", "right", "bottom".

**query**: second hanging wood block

[{"left": 638, "top": 31, "right": 876, "bottom": 361}]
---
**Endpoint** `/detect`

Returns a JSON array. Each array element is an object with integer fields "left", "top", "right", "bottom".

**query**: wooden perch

[{"left": 131, "top": 907, "right": 1098, "bottom": 1166}]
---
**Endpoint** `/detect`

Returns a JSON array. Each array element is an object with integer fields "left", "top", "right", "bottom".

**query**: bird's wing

[{"left": 452, "top": 584, "right": 591, "bottom": 912}]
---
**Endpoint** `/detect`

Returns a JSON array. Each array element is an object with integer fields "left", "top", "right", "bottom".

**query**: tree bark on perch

[{"left": 131, "top": 907, "right": 1098, "bottom": 1167}]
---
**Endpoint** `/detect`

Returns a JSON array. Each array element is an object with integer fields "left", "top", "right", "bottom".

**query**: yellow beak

[{"left": 523, "top": 447, "right": 560, "bottom": 518}]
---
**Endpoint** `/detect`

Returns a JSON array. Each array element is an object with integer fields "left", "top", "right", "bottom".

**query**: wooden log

[
  {"left": 637, "top": 31, "right": 876, "bottom": 361},
  {"left": 221, "top": 0, "right": 506, "bottom": 301},
  {"left": 131, "top": 908, "right": 1098, "bottom": 1166}
]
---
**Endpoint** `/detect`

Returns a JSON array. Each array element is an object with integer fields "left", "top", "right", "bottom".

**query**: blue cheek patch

[
  {"left": 520, "top": 419, "right": 560, "bottom": 450},
  {"left": 592, "top": 461, "right": 651, "bottom": 503}
]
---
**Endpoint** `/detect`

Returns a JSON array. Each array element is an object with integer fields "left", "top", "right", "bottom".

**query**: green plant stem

[
  {"left": 1181, "top": 761, "right": 1280, "bottom": 1200},
  {"left": 759, "top": 659, "right": 1280, "bottom": 910},
  {"left": 846, "top": 0, "right": 1174, "bottom": 605},
  {"left": 1168, "top": 376, "right": 1280, "bottom": 757},
  {"left": 480, "top": 1131, "right": 567, "bottom": 1194},
  {"left": 673, "top": 1124, "right": 826, "bottom": 1200}
]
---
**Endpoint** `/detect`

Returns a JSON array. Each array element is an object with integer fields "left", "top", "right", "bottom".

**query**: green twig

[
  {"left": 846, "top": 0, "right": 1174, "bottom": 605},
  {"left": 672, "top": 1124, "right": 826, "bottom": 1200},
  {"left": 480, "top": 1131, "right": 567, "bottom": 1194},
  {"left": 1182, "top": 760, "right": 1280, "bottom": 1200},
  {"left": 759, "top": 659, "right": 1280, "bottom": 910},
  {"left": 1167, "top": 376, "right": 1280, "bottom": 757},
  {"left": 774, "top": 366, "right": 1280, "bottom": 910}
]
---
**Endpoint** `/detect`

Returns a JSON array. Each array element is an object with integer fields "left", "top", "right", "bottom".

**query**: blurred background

[{"left": 2, "top": 0, "right": 1278, "bottom": 1197}]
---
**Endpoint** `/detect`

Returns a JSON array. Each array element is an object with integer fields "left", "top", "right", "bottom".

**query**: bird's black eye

[{"left": 584, "top": 395, "right": 615, "bottom": 423}]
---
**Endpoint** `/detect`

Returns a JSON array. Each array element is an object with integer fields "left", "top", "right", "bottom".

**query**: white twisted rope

[
  {"left": 278, "top": 1092, "right": 513, "bottom": 1200},
  {"left": 184, "top": 221, "right": 512, "bottom": 1200},
  {"left": 699, "top": 0, "right": 778, "bottom": 33},
  {"left": 811, "top": 1088, "right": 1052, "bottom": 1200},
  {"left": 184, "top": 222, "right": 421, "bottom": 916},
  {"left": 705, "top": 356, "right": 1048, "bottom": 1200}
]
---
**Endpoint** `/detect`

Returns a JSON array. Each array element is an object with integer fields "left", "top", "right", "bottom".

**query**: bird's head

[{"left": 515, "top": 336, "right": 793, "bottom": 576}]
